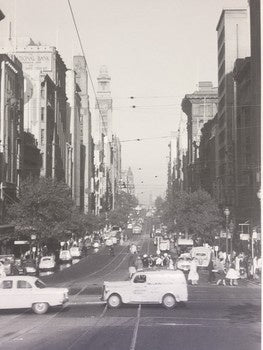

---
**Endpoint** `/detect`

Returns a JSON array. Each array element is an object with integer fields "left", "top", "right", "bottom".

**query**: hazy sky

[{"left": 0, "top": 0, "right": 247, "bottom": 205}]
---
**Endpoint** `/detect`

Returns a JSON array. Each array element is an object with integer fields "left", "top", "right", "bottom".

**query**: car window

[
  {"left": 133, "top": 275, "right": 146, "bottom": 284},
  {"left": 35, "top": 279, "right": 46, "bottom": 289},
  {"left": 17, "top": 280, "right": 32, "bottom": 289},
  {"left": 0, "top": 280, "right": 13, "bottom": 289}
]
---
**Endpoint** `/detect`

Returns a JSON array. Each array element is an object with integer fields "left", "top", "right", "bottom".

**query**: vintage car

[
  {"left": 59, "top": 250, "right": 72, "bottom": 263},
  {"left": 102, "top": 269, "right": 188, "bottom": 309},
  {"left": 0, "top": 276, "right": 68, "bottom": 314},
  {"left": 191, "top": 247, "right": 212, "bottom": 268},
  {"left": 177, "top": 254, "right": 191, "bottom": 272},
  {"left": 69, "top": 246, "right": 81, "bottom": 259},
  {"left": 39, "top": 256, "right": 56, "bottom": 271}
]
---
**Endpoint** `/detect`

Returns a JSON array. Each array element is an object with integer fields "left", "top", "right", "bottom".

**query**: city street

[{"left": 0, "top": 230, "right": 260, "bottom": 350}]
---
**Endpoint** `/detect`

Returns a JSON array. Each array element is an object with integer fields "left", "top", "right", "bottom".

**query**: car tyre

[
  {"left": 107, "top": 294, "right": 122, "bottom": 309},
  {"left": 162, "top": 294, "right": 176, "bottom": 310},
  {"left": 32, "top": 302, "right": 49, "bottom": 314}
]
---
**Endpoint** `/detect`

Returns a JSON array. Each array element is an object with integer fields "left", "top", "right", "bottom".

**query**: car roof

[
  {"left": 134, "top": 269, "right": 184, "bottom": 276},
  {"left": 0, "top": 275, "right": 38, "bottom": 281}
]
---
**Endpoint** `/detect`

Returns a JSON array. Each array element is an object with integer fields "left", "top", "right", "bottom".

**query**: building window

[
  {"left": 41, "top": 107, "right": 45, "bottom": 121},
  {"left": 41, "top": 129, "right": 45, "bottom": 146}
]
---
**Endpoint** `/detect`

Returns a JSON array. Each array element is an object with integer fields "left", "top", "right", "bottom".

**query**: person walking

[
  {"left": 128, "top": 252, "right": 137, "bottom": 278},
  {"left": 207, "top": 257, "right": 215, "bottom": 283},
  {"left": 226, "top": 263, "right": 240, "bottom": 286},
  {"left": 216, "top": 259, "right": 226, "bottom": 286},
  {"left": 188, "top": 258, "right": 199, "bottom": 285}
]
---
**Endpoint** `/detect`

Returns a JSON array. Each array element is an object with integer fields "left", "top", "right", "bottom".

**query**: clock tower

[{"left": 96, "top": 65, "right": 112, "bottom": 138}]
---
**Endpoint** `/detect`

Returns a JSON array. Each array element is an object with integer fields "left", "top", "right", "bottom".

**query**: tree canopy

[
  {"left": 6, "top": 177, "right": 100, "bottom": 241},
  {"left": 156, "top": 189, "right": 223, "bottom": 241}
]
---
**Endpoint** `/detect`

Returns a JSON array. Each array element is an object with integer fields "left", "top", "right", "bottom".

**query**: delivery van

[
  {"left": 190, "top": 246, "right": 211, "bottom": 267},
  {"left": 102, "top": 269, "right": 188, "bottom": 309}
]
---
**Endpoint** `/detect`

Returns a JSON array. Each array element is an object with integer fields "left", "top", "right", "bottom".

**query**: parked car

[
  {"left": 59, "top": 250, "right": 72, "bottom": 263},
  {"left": 0, "top": 255, "right": 15, "bottom": 275},
  {"left": 69, "top": 246, "right": 81, "bottom": 259},
  {"left": 0, "top": 276, "right": 68, "bottom": 314},
  {"left": 39, "top": 256, "right": 56, "bottom": 271},
  {"left": 102, "top": 269, "right": 188, "bottom": 309},
  {"left": 23, "top": 259, "right": 37, "bottom": 276}
]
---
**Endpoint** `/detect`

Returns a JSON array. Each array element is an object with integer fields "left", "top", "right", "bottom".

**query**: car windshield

[{"left": 35, "top": 279, "right": 46, "bottom": 289}]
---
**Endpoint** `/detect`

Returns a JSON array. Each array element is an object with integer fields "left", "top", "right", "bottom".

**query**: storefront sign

[
  {"left": 240, "top": 234, "right": 250, "bottom": 241},
  {"left": 16, "top": 52, "right": 52, "bottom": 71},
  {"left": 14, "top": 240, "right": 29, "bottom": 245}
]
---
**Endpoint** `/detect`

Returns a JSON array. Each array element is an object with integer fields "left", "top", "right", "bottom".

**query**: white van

[
  {"left": 102, "top": 269, "right": 188, "bottom": 309},
  {"left": 191, "top": 247, "right": 212, "bottom": 267}
]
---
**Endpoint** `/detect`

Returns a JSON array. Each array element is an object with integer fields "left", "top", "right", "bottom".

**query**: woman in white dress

[
  {"left": 226, "top": 263, "right": 240, "bottom": 286},
  {"left": 188, "top": 258, "right": 199, "bottom": 285}
]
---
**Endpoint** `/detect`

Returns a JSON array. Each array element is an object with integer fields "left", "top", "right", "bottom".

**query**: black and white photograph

[{"left": 0, "top": 0, "right": 261, "bottom": 349}]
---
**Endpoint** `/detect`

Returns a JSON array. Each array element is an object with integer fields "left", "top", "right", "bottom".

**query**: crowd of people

[{"left": 127, "top": 244, "right": 261, "bottom": 287}]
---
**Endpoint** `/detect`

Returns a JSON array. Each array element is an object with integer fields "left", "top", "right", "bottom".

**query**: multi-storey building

[
  {"left": 66, "top": 69, "right": 82, "bottom": 208},
  {"left": 181, "top": 82, "right": 218, "bottom": 192},
  {"left": 0, "top": 54, "right": 24, "bottom": 223},
  {"left": 216, "top": 9, "right": 250, "bottom": 210},
  {"left": 121, "top": 168, "right": 135, "bottom": 196},
  {"left": 199, "top": 116, "right": 218, "bottom": 198},
  {"left": 92, "top": 66, "right": 113, "bottom": 214},
  {"left": 73, "top": 56, "right": 93, "bottom": 213},
  {"left": 14, "top": 38, "right": 69, "bottom": 181},
  {"left": 110, "top": 135, "right": 122, "bottom": 209}
]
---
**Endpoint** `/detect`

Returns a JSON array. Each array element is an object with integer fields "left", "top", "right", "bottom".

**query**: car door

[
  {"left": 13, "top": 280, "right": 34, "bottom": 308},
  {"left": 130, "top": 274, "right": 148, "bottom": 303},
  {"left": 0, "top": 279, "right": 15, "bottom": 309}
]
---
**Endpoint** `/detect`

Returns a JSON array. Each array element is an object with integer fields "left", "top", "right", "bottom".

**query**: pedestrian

[
  {"left": 216, "top": 259, "right": 226, "bottom": 286},
  {"left": 226, "top": 263, "right": 240, "bottom": 286},
  {"left": 168, "top": 258, "right": 174, "bottom": 270},
  {"left": 207, "top": 256, "right": 215, "bottom": 283},
  {"left": 0, "top": 261, "right": 6, "bottom": 277},
  {"left": 142, "top": 254, "right": 149, "bottom": 268},
  {"left": 135, "top": 256, "right": 143, "bottom": 271},
  {"left": 188, "top": 258, "right": 199, "bottom": 285},
  {"left": 128, "top": 252, "right": 137, "bottom": 279}
]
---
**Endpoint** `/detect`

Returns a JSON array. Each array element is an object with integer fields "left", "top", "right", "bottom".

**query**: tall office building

[
  {"left": 216, "top": 9, "right": 250, "bottom": 209},
  {"left": 181, "top": 82, "right": 218, "bottom": 192},
  {"left": 73, "top": 56, "right": 93, "bottom": 213}
]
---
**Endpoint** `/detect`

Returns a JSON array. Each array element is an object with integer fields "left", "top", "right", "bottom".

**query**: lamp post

[{"left": 224, "top": 208, "right": 230, "bottom": 264}]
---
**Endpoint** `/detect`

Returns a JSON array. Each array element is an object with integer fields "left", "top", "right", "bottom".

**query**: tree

[
  {"left": 158, "top": 189, "right": 223, "bottom": 242},
  {"left": 7, "top": 177, "right": 75, "bottom": 241},
  {"left": 107, "top": 191, "right": 138, "bottom": 227}
]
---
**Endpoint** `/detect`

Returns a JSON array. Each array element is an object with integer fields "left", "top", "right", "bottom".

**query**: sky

[{"left": 0, "top": 0, "right": 247, "bottom": 205}]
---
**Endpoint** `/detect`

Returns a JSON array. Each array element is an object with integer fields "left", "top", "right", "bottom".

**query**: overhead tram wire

[{"left": 67, "top": 0, "right": 107, "bottom": 132}]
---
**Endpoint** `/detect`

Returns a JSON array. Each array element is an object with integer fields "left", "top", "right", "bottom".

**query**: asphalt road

[{"left": 0, "top": 225, "right": 261, "bottom": 350}]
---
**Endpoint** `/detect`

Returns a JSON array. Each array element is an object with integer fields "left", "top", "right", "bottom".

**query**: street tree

[
  {"left": 7, "top": 177, "right": 75, "bottom": 241},
  {"left": 157, "top": 189, "right": 223, "bottom": 242}
]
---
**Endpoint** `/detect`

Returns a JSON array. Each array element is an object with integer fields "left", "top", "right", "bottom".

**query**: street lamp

[{"left": 224, "top": 208, "right": 230, "bottom": 264}]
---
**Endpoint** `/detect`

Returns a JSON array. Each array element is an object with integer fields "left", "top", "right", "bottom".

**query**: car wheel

[
  {"left": 107, "top": 294, "right": 122, "bottom": 309},
  {"left": 162, "top": 294, "right": 176, "bottom": 310},
  {"left": 32, "top": 302, "right": 49, "bottom": 314}
]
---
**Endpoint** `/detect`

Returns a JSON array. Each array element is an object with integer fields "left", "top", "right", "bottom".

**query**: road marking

[
  {"left": 157, "top": 322, "right": 205, "bottom": 326},
  {"left": 129, "top": 304, "right": 141, "bottom": 350}
]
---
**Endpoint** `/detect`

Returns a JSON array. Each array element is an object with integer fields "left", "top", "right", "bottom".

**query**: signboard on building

[
  {"left": 240, "top": 234, "right": 250, "bottom": 241},
  {"left": 16, "top": 52, "right": 53, "bottom": 71}
]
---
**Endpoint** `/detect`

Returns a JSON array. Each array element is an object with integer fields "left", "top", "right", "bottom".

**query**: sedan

[{"left": 0, "top": 276, "right": 68, "bottom": 314}]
